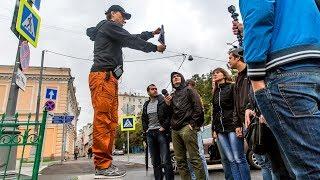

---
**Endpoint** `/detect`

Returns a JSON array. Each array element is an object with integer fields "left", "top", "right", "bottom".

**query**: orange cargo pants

[{"left": 89, "top": 71, "right": 118, "bottom": 170}]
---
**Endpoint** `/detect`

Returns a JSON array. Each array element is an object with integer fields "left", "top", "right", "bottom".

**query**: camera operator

[{"left": 86, "top": 5, "right": 166, "bottom": 179}]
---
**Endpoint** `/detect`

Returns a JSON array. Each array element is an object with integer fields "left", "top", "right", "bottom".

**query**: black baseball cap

[{"left": 105, "top": 5, "right": 131, "bottom": 20}]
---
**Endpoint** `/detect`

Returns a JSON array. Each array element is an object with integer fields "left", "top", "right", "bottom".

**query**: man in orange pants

[{"left": 86, "top": 5, "right": 166, "bottom": 179}]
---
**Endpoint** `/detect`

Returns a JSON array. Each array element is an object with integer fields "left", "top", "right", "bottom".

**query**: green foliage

[{"left": 191, "top": 73, "right": 213, "bottom": 125}]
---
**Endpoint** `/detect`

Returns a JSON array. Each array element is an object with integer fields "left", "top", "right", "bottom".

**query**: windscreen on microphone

[{"left": 161, "top": 89, "right": 169, "bottom": 96}]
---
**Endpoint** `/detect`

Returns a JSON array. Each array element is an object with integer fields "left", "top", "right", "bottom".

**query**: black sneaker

[{"left": 94, "top": 164, "right": 127, "bottom": 179}]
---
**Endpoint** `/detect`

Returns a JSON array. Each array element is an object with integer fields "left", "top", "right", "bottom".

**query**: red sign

[
  {"left": 20, "top": 41, "right": 30, "bottom": 71},
  {"left": 45, "top": 100, "right": 56, "bottom": 111}
]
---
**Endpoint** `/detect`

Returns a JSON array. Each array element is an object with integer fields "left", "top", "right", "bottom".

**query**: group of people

[
  {"left": 86, "top": 1, "right": 320, "bottom": 179},
  {"left": 141, "top": 46, "right": 289, "bottom": 180}
]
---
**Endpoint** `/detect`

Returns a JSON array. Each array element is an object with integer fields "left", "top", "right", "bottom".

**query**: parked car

[
  {"left": 170, "top": 124, "right": 261, "bottom": 173},
  {"left": 112, "top": 149, "right": 125, "bottom": 156}
]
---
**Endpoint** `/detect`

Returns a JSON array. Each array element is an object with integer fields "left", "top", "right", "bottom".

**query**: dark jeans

[
  {"left": 147, "top": 129, "right": 174, "bottom": 180},
  {"left": 172, "top": 125, "right": 205, "bottom": 180},
  {"left": 255, "top": 61, "right": 320, "bottom": 179},
  {"left": 254, "top": 154, "right": 273, "bottom": 180},
  {"left": 218, "top": 132, "right": 251, "bottom": 180},
  {"left": 264, "top": 126, "right": 293, "bottom": 179}
]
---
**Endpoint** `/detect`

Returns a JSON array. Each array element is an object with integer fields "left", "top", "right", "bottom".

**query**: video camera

[{"left": 228, "top": 5, "right": 243, "bottom": 47}]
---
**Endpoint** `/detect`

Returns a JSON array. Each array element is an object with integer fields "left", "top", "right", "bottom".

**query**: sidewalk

[
  {"left": 38, "top": 157, "right": 149, "bottom": 180},
  {"left": 37, "top": 156, "right": 262, "bottom": 180},
  {"left": 18, "top": 160, "right": 59, "bottom": 177}
]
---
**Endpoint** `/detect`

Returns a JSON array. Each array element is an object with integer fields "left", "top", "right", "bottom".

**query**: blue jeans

[
  {"left": 254, "top": 62, "right": 320, "bottom": 179},
  {"left": 217, "top": 139, "right": 234, "bottom": 180},
  {"left": 254, "top": 154, "right": 274, "bottom": 180},
  {"left": 147, "top": 129, "right": 174, "bottom": 180},
  {"left": 218, "top": 132, "right": 251, "bottom": 180},
  {"left": 189, "top": 131, "right": 209, "bottom": 180}
]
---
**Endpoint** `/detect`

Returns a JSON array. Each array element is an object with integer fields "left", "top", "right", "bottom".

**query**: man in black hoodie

[
  {"left": 86, "top": 5, "right": 166, "bottom": 179},
  {"left": 164, "top": 72, "right": 205, "bottom": 180}
]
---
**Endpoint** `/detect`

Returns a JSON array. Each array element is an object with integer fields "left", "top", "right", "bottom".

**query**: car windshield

[{"left": 201, "top": 125, "right": 212, "bottom": 139}]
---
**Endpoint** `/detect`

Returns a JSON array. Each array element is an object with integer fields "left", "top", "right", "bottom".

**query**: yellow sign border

[
  {"left": 16, "top": 0, "right": 41, "bottom": 48},
  {"left": 120, "top": 115, "right": 136, "bottom": 131}
]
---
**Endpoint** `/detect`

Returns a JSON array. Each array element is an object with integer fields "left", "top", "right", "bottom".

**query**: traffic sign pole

[
  {"left": 35, "top": 50, "right": 45, "bottom": 136},
  {"left": 127, "top": 131, "right": 130, "bottom": 163},
  {"left": 61, "top": 117, "right": 66, "bottom": 164},
  {"left": 0, "top": 38, "right": 24, "bottom": 176}
]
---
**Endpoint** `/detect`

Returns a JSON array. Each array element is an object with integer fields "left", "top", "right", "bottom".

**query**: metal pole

[
  {"left": 29, "top": 50, "right": 45, "bottom": 160},
  {"left": 61, "top": 118, "right": 66, "bottom": 164},
  {"left": 35, "top": 50, "right": 45, "bottom": 134},
  {"left": 126, "top": 103, "right": 130, "bottom": 163},
  {"left": 32, "top": 110, "right": 48, "bottom": 180},
  {"left": 127, "top": 131, "right": 129, "bottom": 163},
  {"left": 0, "top": 38, "right": 23, "bottom": 175}
]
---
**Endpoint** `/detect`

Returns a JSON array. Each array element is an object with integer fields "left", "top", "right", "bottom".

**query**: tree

[{"left": 191, "top": 73, "right": 213, "bottom": 125}]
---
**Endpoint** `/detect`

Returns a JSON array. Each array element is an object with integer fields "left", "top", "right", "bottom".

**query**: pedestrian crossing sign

[
  {"left": 120, "top": 115, "right": 136, "bottom": 131},
  {"left": 16, "top": 0, "right": 41, "bottom": 47}
]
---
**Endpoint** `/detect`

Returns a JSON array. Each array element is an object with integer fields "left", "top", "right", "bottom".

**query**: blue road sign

[
  {"left": 45, "top": 88, "right": 57, "bottom": 100},
  {"left": 33, "top": 0, "right": 41, "bottom": 10},
  {"left": 120, "top": 115, "right": 136, "bottom": 131},
  {"left": 64, "top": 116, "right": 74, "bottom": 123},
  {"left": 16, "top": 0, "right": 41, "bottom": 47},
  {"left": 52, "top": 115, "right": 74, "bottom": 124},
  {"left": 123, "top": 118, "right": 133, "bottom": 128},
  {"left": 52, "top": 116, "right": 64, "bottom": 124}
]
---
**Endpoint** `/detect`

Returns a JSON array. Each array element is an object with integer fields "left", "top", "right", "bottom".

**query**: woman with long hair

[{"left": 211, "top": 68, "right": 251, "bottom": 180}]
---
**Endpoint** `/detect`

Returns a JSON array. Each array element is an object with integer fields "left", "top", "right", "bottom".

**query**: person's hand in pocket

[{"left": 235, "top": 127, "right": 243, "bottom": 138}]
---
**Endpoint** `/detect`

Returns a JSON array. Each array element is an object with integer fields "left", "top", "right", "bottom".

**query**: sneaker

[{"left": 94, "top": 164, "right": 127, "bottom": 179}]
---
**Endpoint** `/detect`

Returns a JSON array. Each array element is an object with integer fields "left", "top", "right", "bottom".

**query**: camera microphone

[{"left": 161, "top": 89, "right": 169, "bottom": 97}]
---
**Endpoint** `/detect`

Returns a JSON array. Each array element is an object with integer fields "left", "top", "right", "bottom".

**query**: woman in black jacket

[{"left": 211, "top": 68, "right": 250, "bottom": 180}]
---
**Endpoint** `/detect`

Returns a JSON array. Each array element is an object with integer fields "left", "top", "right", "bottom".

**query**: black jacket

[
  {"left": 141, "top": 95, "right": 171, "bottom": 133},
  {"left": 212, "top": 82, "right": 236, "bottom": 133},
  {"left": 233, "top": 67, "right": 251, "bottom": 128},
  {"left": 168, "top": 72, "right": 204, "bottom": 130},
  {"left": 86, "top": 20, "right": 157, "bottom": 72}
]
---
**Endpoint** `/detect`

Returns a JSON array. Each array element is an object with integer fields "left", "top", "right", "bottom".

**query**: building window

[
  {"left": 133, "top": 98, "right": 135, "bottom": 102},
  {"left": 123, "top": 97, "right": 126, "bottom": 101}
]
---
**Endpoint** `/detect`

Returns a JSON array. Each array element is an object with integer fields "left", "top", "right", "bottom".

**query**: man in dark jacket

[
  {"left": 142, "top": 84, "right": 174, "bottom": 180},
  {"left": 164, "top": 72, "right": 205, "bottom": 180},
  {"left": 227, "top": 47, "right": 249, "bottom": 138},
  {"left": 229, "top": 46, "right": 292, "bottom": 179},
  {"left": 86, "top": 5, "right": 166, "bottom": 179}
]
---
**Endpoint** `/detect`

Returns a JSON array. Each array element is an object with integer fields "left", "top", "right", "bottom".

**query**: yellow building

[{"left": 0, "top": 65, "right": 80, "bottom": 160}]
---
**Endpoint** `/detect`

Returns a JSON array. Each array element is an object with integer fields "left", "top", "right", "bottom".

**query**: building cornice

[{"left": 0, "top": 74, "right": 72, "bottom": 82}]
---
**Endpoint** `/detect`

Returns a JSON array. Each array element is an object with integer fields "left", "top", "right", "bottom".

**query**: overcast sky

[{"left": 0, "top": 0, "right": 240, "bottom": 130}]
